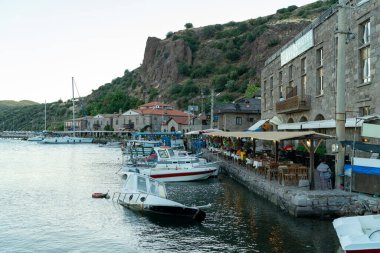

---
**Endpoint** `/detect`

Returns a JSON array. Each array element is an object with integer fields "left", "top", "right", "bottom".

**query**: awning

[
  {"left": 248, "top": 119, "right": 268, "bottom": 131},
  {"left": 204, "top": 130, "right": 334, "bottom": 141},
  {"left": 341, "top": 141, "right": 380, "bottom": 153},
  {"left": 278, "top": 118, "right": 367, "bottom": 130},
  {"left": 185, "top": 128, "right": 222, "bottom": 135}
]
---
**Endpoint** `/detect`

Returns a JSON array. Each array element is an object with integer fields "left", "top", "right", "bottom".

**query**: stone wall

[{"left": 204, "top": 151, "right": 380, "bottom": 218}]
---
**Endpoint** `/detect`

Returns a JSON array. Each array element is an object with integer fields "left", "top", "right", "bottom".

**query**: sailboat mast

[
  {"left": 44, "top": 100, "right": 47, "bottom": 131},
  {"left": 72, "top": 77, "right": 75, "bottom": 137}
]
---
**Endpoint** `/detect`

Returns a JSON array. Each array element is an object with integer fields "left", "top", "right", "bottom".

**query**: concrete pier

[{"left": 204, "top": 151, "right": 380, "bottom": 219}]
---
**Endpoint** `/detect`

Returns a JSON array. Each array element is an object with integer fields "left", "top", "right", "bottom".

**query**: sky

[{"left": 0, "top": 0, "right": 316, "bottom": 104}]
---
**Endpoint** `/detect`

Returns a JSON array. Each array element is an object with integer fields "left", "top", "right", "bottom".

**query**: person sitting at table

[{"left": 236, "top": 148, "right": 242, "bottom": 157}]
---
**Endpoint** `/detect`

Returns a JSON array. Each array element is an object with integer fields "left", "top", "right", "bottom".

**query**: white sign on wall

[{"left": 281, "top": 30, "right": 314, "bottom": 66}]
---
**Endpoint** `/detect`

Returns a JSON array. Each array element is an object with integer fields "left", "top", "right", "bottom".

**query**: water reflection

[{"left": 0, "top": 140, "right": 340, "bottom": 253}]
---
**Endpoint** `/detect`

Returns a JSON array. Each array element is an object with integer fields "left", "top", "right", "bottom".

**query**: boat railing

[{"left": 112, "top": 192, "right": 149, "bottom": 204}]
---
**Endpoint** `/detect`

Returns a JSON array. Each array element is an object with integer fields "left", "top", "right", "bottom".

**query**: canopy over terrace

[{"left": 204, "top": 130, "right": 335, "bottom": 189}]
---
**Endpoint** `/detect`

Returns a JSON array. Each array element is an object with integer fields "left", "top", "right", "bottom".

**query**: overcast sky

[{"left": 0, "top": 0, "right": 316, "bottom": 103}]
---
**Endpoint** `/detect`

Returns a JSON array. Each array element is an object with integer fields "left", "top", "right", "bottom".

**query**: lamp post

[{"left": 335, "top": 0, "right": 347, "bottom": 189}]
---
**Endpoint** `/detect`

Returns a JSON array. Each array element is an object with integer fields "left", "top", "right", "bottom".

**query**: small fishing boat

[
  {"left": 333, "top": 214, "right": 380, "bottom": 252},
  {"left": 113, "top": 172, "right": 208, "bottom": 223}
]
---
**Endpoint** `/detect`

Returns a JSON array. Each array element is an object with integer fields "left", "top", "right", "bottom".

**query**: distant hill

[
  {"left": 0, "top": 0, "right": 338, "bottom": 130},
  {"left": 0, "top": 100, "right": 39, "bottom": 107}
]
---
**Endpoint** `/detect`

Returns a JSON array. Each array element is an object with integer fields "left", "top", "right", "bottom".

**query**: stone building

[
  {"left": 87, "top": 114, "right": 119, "bottom": 131},
  {"left": 117, "top": 102, "right": 191, "bottom": 132},
  {"left": 214, "top": 98, "right": 261, "bottom": 131},
  {"left": 261, "top": 0, "right": 380, "bottom": 151},
  {"left": 64, "top": 116, "right": 92, "bottom": 132}
]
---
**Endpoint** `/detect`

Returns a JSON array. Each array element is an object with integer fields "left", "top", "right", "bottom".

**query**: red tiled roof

[
  {"left": 139, "top": 102, "right": 173, "bottom": 107},
  {"left": 170, "top": 117, "right": 189, "bottom": 125},
  {"left": 138, "top": 108, "right": 189, "bottom": 117}
]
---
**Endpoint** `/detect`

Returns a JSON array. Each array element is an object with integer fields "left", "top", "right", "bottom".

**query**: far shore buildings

[
  {"left": 64, "top": 100, "right": 264, "bottom": 134},
  {"left": 64, "top": 102, "right": 205, "bottom": 133},
  {"left": 261, "top": 0, "right": 380, "bottom": 152}
]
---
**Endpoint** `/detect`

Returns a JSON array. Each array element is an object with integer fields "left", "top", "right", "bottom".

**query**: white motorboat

[
  {"left": 113, "top": 172, "right": 207, "bottom": 223},
  {"left": 99, "top": 141, "right": 121, "bottom": 148},
  {"left": 42, "top": 136, "right": 93, "bottom": 144},
  {"left": 333, "top": 214, "right": 380, "bottom": 252},
  {"left": 137, "top": 146, "right": 219, "bottom": 182},
  {"left": 27, "top": 135, "right": 44, "bottom": 142}
]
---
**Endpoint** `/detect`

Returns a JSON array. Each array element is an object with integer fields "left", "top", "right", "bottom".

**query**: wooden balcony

[{"left": 276, "top": 95, "right": 311, "bottom": 114}]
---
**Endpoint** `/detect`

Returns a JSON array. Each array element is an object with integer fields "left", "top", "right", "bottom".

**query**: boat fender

[
  {"left": 140, "top": 197, "right": 146, "bottom": 202},
  {"left": 129, "top": 195, "right": 133, "bottom": 201},
  {"left": 92, "top": 192, "right": 109, "bottom": 199}
]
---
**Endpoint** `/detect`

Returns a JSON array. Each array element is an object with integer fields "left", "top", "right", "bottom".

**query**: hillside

[
  {"left": 85, "top": 0, "right": 337, "bottom": 115},
  {"left": 0, "top": 0, "right": 337, "bottom": 131}
]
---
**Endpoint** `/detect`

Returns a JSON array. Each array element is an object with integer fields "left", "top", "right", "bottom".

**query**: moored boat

[
  {"left": 333, "top": 214, "right": 380, "bottom": 253},
  {"left": 113, "top": 172, "right": 207, "bottom": 223},
  {"left": 121, "top": 146, "right": 219, "bottom": 182}
]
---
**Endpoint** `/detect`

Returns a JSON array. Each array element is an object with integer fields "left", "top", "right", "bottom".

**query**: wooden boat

[
  {"left": 333, "top": 214, "right": 380, "bottom": 252},
  {"left": 113, "top": 172, "right": 208, "bottom": 223}
]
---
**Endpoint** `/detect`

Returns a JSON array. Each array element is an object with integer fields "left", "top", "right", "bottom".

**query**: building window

[
  {"left": 301, "top": 58, "right": 307, "bottom": 96},
  {"left": 317, "top": 68, "right": 324, "bottom": 95},
  {"left": 360, "top": 47, "right": 371, "bottom": 83},
  {"left": 288, "top": 65, "right": 293, "bottom": 81},
  {"left": 263, "top": 80, "right": 267, "bottom": 110},
  {"left": 359, "top": 20, "right": 371, "bottom": 83},
  {"left": 316, "top": 48, "right": 324, "bottom": 96},
  {"left": 270, "top": 76, "right": 273, "bottom": 107},
  {"left": 236, "top": 117, "right": 242, "bottom": 125},
  {"left": 279, "top": 71, "right": 283, "bottom": 99},
  {"left": 359, "top": 106, "right": 371, "bottom": 117},
  {"left": 317, "top": 48, "right": 323, "bottom": 67}
]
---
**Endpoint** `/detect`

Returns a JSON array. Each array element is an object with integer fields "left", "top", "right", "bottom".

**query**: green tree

[
  {"left": 244, "top": 84, "right": 260, "bottom": 98},
  {"left": 185, "top": 23, "right": 193, "bottom": 29}
]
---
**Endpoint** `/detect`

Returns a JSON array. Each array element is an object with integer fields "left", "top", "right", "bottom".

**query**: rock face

[{"left": 140, "top": 37, "right": 192, "bottom": 87}]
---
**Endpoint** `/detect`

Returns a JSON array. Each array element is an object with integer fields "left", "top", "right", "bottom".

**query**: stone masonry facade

[{"left": 261, "top": 0, "right": 380, "bottom": 131}]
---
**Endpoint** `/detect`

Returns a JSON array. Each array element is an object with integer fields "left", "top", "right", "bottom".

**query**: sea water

[{"left": 0, "top": 139, "right": 340, "bottom": 252}]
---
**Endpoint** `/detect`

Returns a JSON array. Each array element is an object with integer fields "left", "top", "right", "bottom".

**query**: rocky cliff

[{"left": 112, "top": 0, "right": 338, "bottom": 110}]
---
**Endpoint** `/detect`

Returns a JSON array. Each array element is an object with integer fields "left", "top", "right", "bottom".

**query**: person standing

[{"left": 317, "top": 158, "right": 332, "bottom": 190}]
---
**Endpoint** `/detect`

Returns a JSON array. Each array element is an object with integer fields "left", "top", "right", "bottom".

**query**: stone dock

[{"left": 203, "top": 151, "right": 380, "bottom": 219}]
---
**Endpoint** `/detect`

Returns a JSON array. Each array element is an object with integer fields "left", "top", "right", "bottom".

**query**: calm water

[{"left": 0, "top": 139, "right": 340, "bottom": 253}]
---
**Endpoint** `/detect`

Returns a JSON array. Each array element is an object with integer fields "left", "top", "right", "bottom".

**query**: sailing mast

[
  {"left": 72, "top": 77, "right": 75, "bottom": 137},
  {"left": 44, "top": 100, "right": 47, "bottom": 131}
]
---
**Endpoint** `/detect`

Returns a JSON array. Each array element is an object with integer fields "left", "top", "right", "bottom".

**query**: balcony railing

[{"left": 276, "top": 95, "right": 311, "bottom": 114}]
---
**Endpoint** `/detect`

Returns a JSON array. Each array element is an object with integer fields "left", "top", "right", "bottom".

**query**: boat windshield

[
  {"left": 157, "top": 149, "right": 169, "bottom": 158},
  {"left": 167, "top": 149, "right": 175, "bottom": 157},
  {"left": 137, "top": 176, "right": 147, "bottom": 193},
  {"left": 148, "top": 179, "right": 166, "bottom": 198}
]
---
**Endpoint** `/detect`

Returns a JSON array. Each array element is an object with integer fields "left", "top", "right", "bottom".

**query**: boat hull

[
  {"left": 42, "top": 137, "right": 93, "bottom": 144},
  {"left": 333, "top": 215, "right": 380, "bottom": 253},
  {"left": 119, "top": 202, "right": 206, "bottom": 223},
  {"left": 141, "top": 168, "right": 217, "bottom": 182}
]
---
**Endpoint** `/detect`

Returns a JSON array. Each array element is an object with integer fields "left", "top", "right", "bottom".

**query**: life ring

[{"left": 92, "top": 192, "right": 109, "bottom": 198}]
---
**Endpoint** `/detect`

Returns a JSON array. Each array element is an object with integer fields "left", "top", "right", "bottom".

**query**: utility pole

[
  {"left": 335, "top": 0, "right": 347, "bottom": 189},
  {"left": 210, "top": 88, "right": 214, "bottom": 129}
]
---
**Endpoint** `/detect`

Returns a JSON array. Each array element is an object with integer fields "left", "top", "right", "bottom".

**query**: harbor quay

[{"left": 203, "top": 150, "right": 380, "bottom": 219}]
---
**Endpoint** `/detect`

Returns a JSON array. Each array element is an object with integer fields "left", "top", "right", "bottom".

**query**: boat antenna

[
  {"left": 44, "top": 100, "right": 47, "bottom": 131},
  {"left": 72, "top": 77, "right": 75, "bottom": 137}
]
